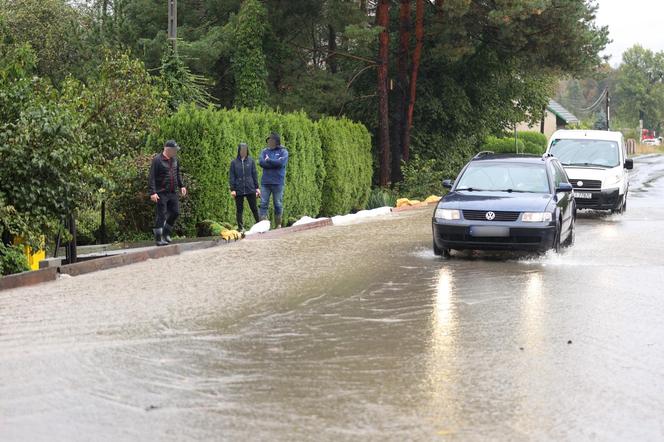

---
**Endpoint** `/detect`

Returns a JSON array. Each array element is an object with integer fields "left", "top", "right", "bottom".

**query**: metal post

[
  {"left": 65, "top": 213, "right": 77, "bottom": 264},
  {"left": 514, "top": 125, "right": 518, "bottom": 154},
  {"left": 168, "top": 0, "right": 177, "bottom": 52}
]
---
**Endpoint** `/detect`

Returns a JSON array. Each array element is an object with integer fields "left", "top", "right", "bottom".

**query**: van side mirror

[
  {"left": 442, "top": 179, "right": 453, "bottom": 189},
  {"left": 556, "top": 182, "right": 573, "bottom": 193},
  {"left": 625, "top": 158, "right": 634, "bottom": 170}
]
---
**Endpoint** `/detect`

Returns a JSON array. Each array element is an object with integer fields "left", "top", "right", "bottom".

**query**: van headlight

[
  {"left": 605, "top": 174, "right": 622, "bottom": 186},
  {"left": 435, "top": 209, "right": 460, "bottom": 220},
  {"left": 522, "top": 212, "right": 552, "bottom": 223}
]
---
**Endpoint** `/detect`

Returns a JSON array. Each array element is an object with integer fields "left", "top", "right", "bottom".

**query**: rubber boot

[
  {"left": 163, "top": 223, "right": 174, "bottom": 244},
  {"left": 275, "top": 215, "right": 282, "bottom": 229},
  {"left": 154, "top": 228, "right": 168, "bottom": 246}
]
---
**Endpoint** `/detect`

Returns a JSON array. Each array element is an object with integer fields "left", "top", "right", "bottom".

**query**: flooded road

[{"left": 2, "top": 155, "right": 664, "bottom": 441}]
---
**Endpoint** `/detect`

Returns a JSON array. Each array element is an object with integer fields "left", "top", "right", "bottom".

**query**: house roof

[{"left": 547, "top": 100, "right": 579, "bottom": 124}]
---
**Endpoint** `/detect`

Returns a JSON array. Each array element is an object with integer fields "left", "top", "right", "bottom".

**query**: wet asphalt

[{"left": 1, "top": 155, "right": 664, "bottom": 441}]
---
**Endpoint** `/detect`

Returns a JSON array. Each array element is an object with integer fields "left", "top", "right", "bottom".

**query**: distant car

[
  {"left": 546, "top": 130, "right": 633, "bottom": 214},
  {"left": 432, "top": 152, "right": 576, "bottom": 258},
  {"left": 642, "top": 138, "right": 659, "bottom": 146}
]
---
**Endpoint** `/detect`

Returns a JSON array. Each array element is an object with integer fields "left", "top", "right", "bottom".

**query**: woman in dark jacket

[{"left": 229, "top": 143, "right": 261, "bottom": 231}]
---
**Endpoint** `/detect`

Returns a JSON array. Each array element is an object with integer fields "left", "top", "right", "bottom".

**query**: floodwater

[{"left": 2, "top": 156, "right": 664, "bottom": 441}]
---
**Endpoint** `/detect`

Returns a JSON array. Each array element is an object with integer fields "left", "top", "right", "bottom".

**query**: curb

[{"left": 1, "top": 239, "right": 229, "bottom": 292}]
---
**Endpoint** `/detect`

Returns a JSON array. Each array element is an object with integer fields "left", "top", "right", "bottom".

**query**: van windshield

[
  {"left": 455, "top": 162, "right": 550, "bottom": 193},
  {"left": 549, "top": 139, "right": 620, "bottom": 168}
]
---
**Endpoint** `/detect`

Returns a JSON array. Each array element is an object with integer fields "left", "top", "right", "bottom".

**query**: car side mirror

[
  {"left": 625, "top": 158, "right": 634, "bottom": 170},
  {"left": 442, "top": 179, "right": 454, "bottom": 189},
  {"left": 556, "top": 182, "right": 573, "bottom": 193}
]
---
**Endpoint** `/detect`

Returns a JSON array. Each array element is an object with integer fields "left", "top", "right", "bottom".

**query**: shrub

[
  {"left": 516, "top": 131, "right": 547, "bottom": 153},
  {"left": 396, "top": 156, "right": 447, "bottom": 200},
  {"left": 366, "top": 188, "right": 397, "bottom": 210},
  {"left": 317, "top": 117, "right": 373, "bottom": 216},
  {"left": 482, "top": 135, "right": 526, "bottom": 154},
  {"left": 0, "top": 243, "right": 29, "bottom": 276}
]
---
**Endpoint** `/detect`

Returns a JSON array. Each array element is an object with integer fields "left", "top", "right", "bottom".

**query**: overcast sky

[{"left": 595, "top": 0, "right": 664, "bottom": 65}]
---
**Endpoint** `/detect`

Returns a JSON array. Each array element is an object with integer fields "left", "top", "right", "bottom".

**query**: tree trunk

[
  {"left": 360, "top": 0, "right": 367, "bottom": 14},
  {"left": 377, "top": 0, "right": 391, "bottom": 187},
  {"left": 405, "top": 0, "right": 425, "bottom": 162},
  {"left": 393, "top": 0, "right": 411, "bottom": 182},
  {"left": 327, "top": 25, "right": 338, "bottom": 74}
]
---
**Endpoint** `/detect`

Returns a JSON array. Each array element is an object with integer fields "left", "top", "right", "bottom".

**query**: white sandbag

[
  {"left": 331, "top": 207, "right": 392, "bottom": 226},
  {"left": 292, "top": 216, "right": 329, "bottom": 226},
  {"left": 245, "top": 220, "right": 271, "bottom": 236}
]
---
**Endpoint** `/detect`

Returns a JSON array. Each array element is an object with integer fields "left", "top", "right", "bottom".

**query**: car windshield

[
  {"left": 455, "top": 162, "right": 550, "bottom": 193},
  {"left": 549, "top": 139, "right": 620, "bottom": 168}
]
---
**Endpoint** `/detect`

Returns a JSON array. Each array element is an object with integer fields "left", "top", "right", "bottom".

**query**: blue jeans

[{"left": 260, "top": 184, "right": 284, "bottom": 218}]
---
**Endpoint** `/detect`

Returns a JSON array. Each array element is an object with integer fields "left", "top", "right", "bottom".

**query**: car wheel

[
  {"left": 553, "top": 224, "right": 562, "bottom": 253},
  {"left": 433, "top": 240, "right": 442, "bottom": 256},
  {"left": 563, "top": 218, "right": 575, "bottom": 247}
]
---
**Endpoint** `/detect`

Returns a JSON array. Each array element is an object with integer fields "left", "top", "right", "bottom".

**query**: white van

[{"left": 546, "top": 130, "right": 634, "bottom": 213}]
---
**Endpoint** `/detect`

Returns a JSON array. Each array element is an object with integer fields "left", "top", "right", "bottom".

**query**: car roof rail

[{"left": 473, "top": 151, "right": 494, "bottom": 159}]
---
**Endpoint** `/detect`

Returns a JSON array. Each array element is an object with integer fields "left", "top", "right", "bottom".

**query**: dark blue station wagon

[{"left": 432, "top": 153, "right": 576, "bottom": 257}]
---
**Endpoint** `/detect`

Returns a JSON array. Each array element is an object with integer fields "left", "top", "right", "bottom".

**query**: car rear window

[
  {"left": 550, "top": 139, "right": 620, "bottom": 168},
  {"left": 456, "top": 162, "right": 550, "bottom": 193}
]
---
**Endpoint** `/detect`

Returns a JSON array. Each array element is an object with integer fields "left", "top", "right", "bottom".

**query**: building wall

[{"left": 515, "top": 110, "right": 558, "bottom": 139}]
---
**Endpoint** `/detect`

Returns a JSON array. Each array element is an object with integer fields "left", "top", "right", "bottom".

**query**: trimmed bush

[
  {"left": 516, "top": 131, "right": 547, "bottom": 153},
  {"left": 148, "top": 106, "right": 327, "bottom": 233},
  {"left": 482, "top": 135, "right": 526, "bottom": 154},
  {"left": 317, "top": 117, "right": 372, "bottom": 216}
]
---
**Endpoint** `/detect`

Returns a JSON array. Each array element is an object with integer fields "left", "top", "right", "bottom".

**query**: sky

[{"left": 595, "top": 0, "right": 664, "bottom": 65}]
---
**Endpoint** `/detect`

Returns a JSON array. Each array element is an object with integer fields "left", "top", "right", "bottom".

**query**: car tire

[
  {"left": 433, "top": 240, "right": 442, "bottom": 256},
  {"left": 553, "top": 224, "right": 562, "bottom": 253},
  {"left": 563, "top": 218, "right": 575, "bottom": 248},
  {"left": 433, "top": 240, "right": 451, "bottom": 258}
]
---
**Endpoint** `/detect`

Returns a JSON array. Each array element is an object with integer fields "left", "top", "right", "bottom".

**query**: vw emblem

[
  {"left": 577, "top": 180, "right": 584, "bottom": 187},
  {"left": 485, "top": 211, "right": 496, "bottom": 221}
]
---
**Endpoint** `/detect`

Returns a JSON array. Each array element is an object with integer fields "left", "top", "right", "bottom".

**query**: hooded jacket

[
  {"left": 229, "top": 145, "right": 259, "bottom": 196},
  {"left": 258, "top": 134, "right": 289, "bottom": 186}
]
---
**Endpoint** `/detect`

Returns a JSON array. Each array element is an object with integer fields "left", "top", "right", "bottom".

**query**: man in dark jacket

[
  {"left": 148, "top": 140, "right": 187, "bottom": 246},
  {"left": 229, "top": 143, "right": 260, "bottom": 231},
  {"left": 258, "top": 132, "right": 289, "bottom": 228}
]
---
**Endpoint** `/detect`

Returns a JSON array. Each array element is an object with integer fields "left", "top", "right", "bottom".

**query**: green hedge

[
  {"left": 482, "top": 135, "right": 526, "bottom": 154},
  {"left": 317, "top": 117, "right": 372, "bottom": 216},
  {"left": 482, "top": 132, "right": 547, "bottom": 155},
  {"left": 148, "top": 106, "right": 329, "bottom": 233}
]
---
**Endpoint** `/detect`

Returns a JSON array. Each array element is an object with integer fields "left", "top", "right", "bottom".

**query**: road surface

[{"left": 2, "top": 155, "right": 664, "bottom": 441}]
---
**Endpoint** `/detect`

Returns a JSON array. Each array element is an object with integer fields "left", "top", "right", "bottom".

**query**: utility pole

[
  {"left": 168, "top": 0, "right": 177, "bottom": 52},
  {"left": 606, "top": 88, "right": 610, "bottom": 130}
]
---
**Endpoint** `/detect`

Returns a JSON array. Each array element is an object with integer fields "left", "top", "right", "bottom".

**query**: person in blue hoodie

[
  {"left": 258, "top": 132, "right": 289, "bottom": 228},
  {"left": 229, "top": 143, "right": 260, "bottom": 231}
]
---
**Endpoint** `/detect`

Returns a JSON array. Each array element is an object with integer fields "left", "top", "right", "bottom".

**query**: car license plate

[
  {"left": 470, "top": 226, "right": 509, "bottom": 237},
  {"left": 575, "top": 192, "right": 592, "bottom": 199}
]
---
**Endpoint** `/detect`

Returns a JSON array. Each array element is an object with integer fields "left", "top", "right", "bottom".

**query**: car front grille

[
  {"left": 462, "top": 210, "right": 520, "bottom": 222},
  {"left": 569, "top": 179, "right": 601, "bottom": 189}
]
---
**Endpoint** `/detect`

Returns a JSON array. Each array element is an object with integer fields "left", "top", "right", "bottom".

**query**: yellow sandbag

[
  {"left": 396, "top": 198, "right": 411, "bottom": 208},
  {"left": 220, "top": 229, "right": 243, "bottom": 241},
  {"left": 424, "top": 195, "right": 441, "bottom": 204}
]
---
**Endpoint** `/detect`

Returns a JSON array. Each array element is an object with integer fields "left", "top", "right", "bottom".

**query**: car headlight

[
  {"left": 435, "top": 208, "right": 460, "bottom": 220},
  {"left": 522, "top": 212, "right": 552, "bottom": 222}
]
